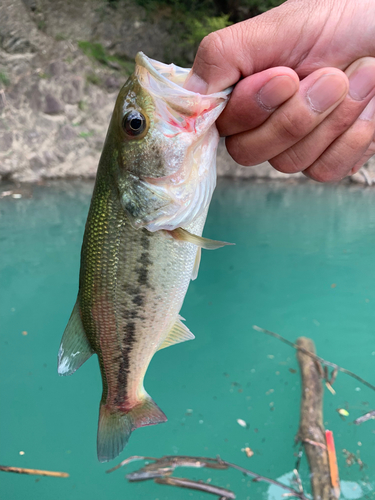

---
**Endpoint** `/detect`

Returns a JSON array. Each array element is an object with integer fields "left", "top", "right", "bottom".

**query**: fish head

[{"left": 104, "top": 52, "right": 231, "bottom": 231}]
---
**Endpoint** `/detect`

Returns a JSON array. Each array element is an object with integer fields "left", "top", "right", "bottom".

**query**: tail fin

[{"left": 97, "top": 396, "right": 167, "bottom": 462}]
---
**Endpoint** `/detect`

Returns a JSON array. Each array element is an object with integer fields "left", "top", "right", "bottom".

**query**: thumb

[{"left": 184, "top": 0, "right": 335, "bottom": 94}]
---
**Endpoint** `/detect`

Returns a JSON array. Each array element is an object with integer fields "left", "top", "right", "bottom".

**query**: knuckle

[
  {"left": 275, "top": 110, "right": 312, "bottom": 143},
  {"left": 270, "top": 147, "right": 309, "bottom": 173},
  {"left": 226, "top": 136, "right": 258, "bottom": 166},
  {"left": 307, "top": 149, "right": 352, "bottom": 183},
  {"left": 196, "top": 31, "right": 227, "bottom": 66},
  {"left": 306, "top": 165, "right": 337, "bottom": 183}
]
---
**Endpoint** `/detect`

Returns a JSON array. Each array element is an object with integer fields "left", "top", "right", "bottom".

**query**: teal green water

[{"left": 1, "top": 179, "right": 375, "bottom": 499}]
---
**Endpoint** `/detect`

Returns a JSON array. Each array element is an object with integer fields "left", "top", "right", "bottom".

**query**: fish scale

[{"left": 57, "top": 52, "right": 231, "bottom": 462}]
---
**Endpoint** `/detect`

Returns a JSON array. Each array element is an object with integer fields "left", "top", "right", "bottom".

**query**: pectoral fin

[
  {"left": 168, "top": 227, "right": 234, "bottom": 249},
  {"left": 191, "top": 247, "right": 201, "bottom": 281},
  {"left": 158, "top": 316, "right": 195, "bottom": 350},
  {"left": 58, "top": 301, "right": 94, "bottom": 376}
]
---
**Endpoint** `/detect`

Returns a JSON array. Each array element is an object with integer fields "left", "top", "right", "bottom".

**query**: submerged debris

[
  {"left": 353, "top": 410, "right": 375, "bottom": 425},
  {"left": 0, "top": 465, "right": 69, "bottom": 478}
]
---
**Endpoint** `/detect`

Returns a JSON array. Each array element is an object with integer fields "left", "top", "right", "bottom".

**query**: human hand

[{"left": 185, "top": 0, "right": 375, "bottom": 182}]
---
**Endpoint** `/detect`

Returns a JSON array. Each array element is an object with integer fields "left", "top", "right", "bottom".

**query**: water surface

[{"left": 1, "top": 179, "right": 375, "bottom": 499}]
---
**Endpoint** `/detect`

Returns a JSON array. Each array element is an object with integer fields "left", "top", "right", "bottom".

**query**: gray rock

[
  {"left": 44, "top": 93, "right": 64, "bottom": 114},
  {"left": 104, "top": 75, "right": 121, "bottom": 92},
  {"left": 21, "top": 0, "right": 38, "bottom": 11},
  {"left": 0, "top": 131, "right": 13, "bottom": 151},
  {"left": 49, "top": 60, "right": 66, "bottom": 78},
  {"left": 29, "top": 154, "right": 45, "bottom": 171},
  {"left": 43, "top": 150, "right": 58, "bottom": 164},
  {"left": 58, "top": 124, "right": 76, "bottom": 141},
  {"left": 28, "top": 83, "right": 43, "bottom": 111},
  {"left": 61, "top": 77, "right": 83, "bottom": 104}
]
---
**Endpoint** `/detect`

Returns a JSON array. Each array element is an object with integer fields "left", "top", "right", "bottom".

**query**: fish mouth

[
  {"left": 135, "top": 52, "right": 232, "bottom": 99},
  {"left": 135, "top": 52, "right": 191, "bottom": 89}
]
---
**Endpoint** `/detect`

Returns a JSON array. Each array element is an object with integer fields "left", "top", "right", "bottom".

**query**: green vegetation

[
  {"left": 0, "top": 72, "right": 10, "bottom": 87},
  {"left": 86, "top": 73, "right": 102, "bottom": 86},
  {"left": 78, "top": 41, "right": 135, "bottom": 76},
  {"left": 185, "top": 14, "right": 231, "bottom": 53},
  {"left": 79, "top": 0, "right": 285, "bottom": 70},
  {"left": 37, "top": 19, "right": 47, "bottom": 32},
  {"left": 78, "top": 41, "right": 109, "bottom": 65},
  {"left": 39, "top": 71, "right": 51, "bottom": 79},
  {"left": 79, "top": 131, "right": 94, "bottom": 138},
  {"left": 132, "top": 0, "right": 286, "bottom": 64},
  {"left": 55, "top": 33, "right": 68, "bottom": 41},
  {"left": 136, "top": 0, "right": 285, "bottom": 20}
]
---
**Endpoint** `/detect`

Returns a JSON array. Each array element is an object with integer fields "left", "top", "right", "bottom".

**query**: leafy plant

[
  {"left": 0, "top": 72, "right": 10, "bottom": 87},
  {"left": 78, "top": 41, "right": 135, "bottom": 75},
  {"left": 86, "top": 73, "right": 101, "bottom": 86},
  {"left": 185, "top": 14, "right": 231, "bottom": 52}
]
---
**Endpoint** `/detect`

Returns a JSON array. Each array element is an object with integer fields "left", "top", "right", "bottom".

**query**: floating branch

[
  {"left": 253, "top": 325, "right": 375, "bottom": 392},
  {"left": 217, "top": 459, "right": 309, "bottom": 499},
  {"left": 353, "top": 409, "right": 375, "bottom": 425},
  {"left": 108, "top": 454, "right": 309, "bottom": 500},
  {"left": 106, "top": 455, "right": 157, "bottom": 474},
  {"left": 295, "top": 336, "right": 339, "bottom": 500},
  {"left": 108, "top": 455, "right": 228, "bottom": 477},
  {"left": 154, "top": 476, "right": 236, "bottom": 499},
  {"left": 0, "top": 465, "right": 69, "bottom": 478}
]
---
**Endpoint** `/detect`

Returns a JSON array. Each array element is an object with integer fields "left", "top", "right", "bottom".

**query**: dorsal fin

[
  {"left": 58, "top": 301, "right": 94, "bottom": 376},
  {"left": 158, "top": 316, "right": 195, "bottom": 350}
]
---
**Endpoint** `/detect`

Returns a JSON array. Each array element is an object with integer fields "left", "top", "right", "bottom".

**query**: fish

[{"left": 57, "top": 52, "right": 232, "bottom": 462}]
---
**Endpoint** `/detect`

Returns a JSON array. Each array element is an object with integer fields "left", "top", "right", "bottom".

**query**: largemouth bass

[{"left": 58, "top": 52, "right": 231, "bottom": 462}]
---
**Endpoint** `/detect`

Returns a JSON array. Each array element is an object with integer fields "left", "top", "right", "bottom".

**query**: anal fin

[
  {"left": 158, "top": 316, "right": 195, "bottom": 350},
  {"left": 58, "top": 301, "right": 94, "bottom": 376}
]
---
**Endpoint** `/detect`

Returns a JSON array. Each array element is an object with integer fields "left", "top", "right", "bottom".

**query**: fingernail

[
  {"left": 349, "top": 64, "right": 375, "bottom": 100},
  {"left": 307, "top": 73, "right": 347, "bottom": 113},
  {"left": 184, "top": 72, "right": 208, "bottom": 94},
  {"left": 258, "top": 75, "right": 297, "bottom": 109},
  {"left": 360, "top": 96, "right": 375, "bottom": 120}
]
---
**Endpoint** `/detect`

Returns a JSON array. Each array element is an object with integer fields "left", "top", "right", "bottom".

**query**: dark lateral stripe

[{"left": 114, "top": 321, "right": 137, "bottom": 406}]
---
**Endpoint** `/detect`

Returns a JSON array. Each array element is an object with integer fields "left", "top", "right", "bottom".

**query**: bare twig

[
  {"left": 303, "top": 439, "right": 327, "bottom": 450},
  {"left": 109, "top": 454, "right": 309, "bottom": 500},
  {"left": 353, "top": 410, "right": 375, "bottom": 425},
  {"left": 293, "top": 469, "right": 304, "bottom": 494},
  {"left": 154, "top": 476, "right": 236, "bottom": 499},
  {"left": 106, "top": 455, "right": 157, "bottom": 474},
  {"left": 108, "top": 455, "right": 228, "bottom": 476},
  {"left": 0, "top": 465, "right": 69, "bottom": 478},
  {"left": 217, "top": 459, "right": 309, "bottom": 500},
  {"left": 253, "top": 325, "right": 375, "bottom": 392}
]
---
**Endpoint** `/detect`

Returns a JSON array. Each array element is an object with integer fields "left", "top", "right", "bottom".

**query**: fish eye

[{"left": 122, "top": 110, "right": 147, "bottom": 138}]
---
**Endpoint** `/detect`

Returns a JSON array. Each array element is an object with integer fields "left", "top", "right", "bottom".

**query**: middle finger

[{"left": 225, "top": 68, "right": 349, "bottom": 166}]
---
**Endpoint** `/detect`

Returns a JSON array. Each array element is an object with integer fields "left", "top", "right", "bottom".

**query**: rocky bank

[{"left": 0, "top": 0, "right": 374, "bottom": 185}]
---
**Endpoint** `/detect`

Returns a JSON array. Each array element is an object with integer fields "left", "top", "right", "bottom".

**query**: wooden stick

[
  {"left": 111, "top": 454, "right": 309, "bottom": 499},
  {"left": 295, "top": 337, "right": 336, "bottom": 500},
  {"left": 253, "top": 325, "right": 375, "bottom": 392},
  {"left": 353, "top": 409, "right": 375, "bottom": 425},
  {"left": 218, "top": 459, "right": 309, "bottom": 500},
  {"left": 154, "top": 476, "right": 236, "bottom": 498},
  {"left": 0, "top": 465, "right": 69, "bottom": 478}
]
